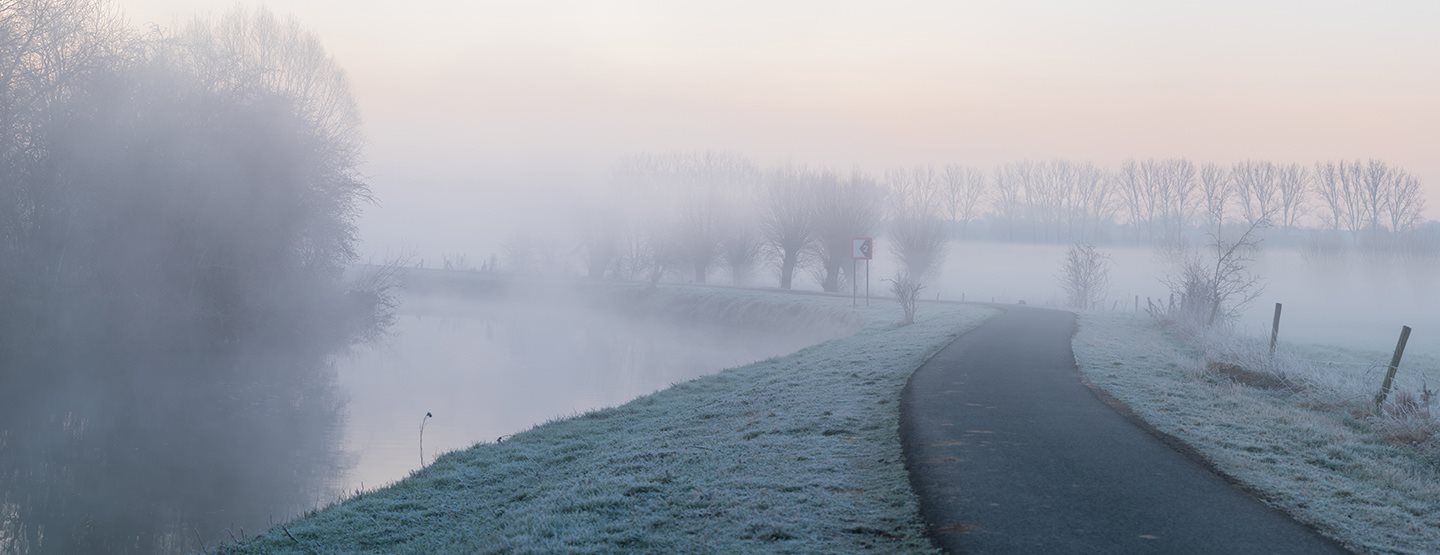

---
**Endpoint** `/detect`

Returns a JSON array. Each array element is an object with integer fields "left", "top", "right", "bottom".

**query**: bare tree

[
  {"left": 1357, "top": 159, "right": 1392, "bottom": 232},
  {"left": 1312, "top": 161, "right": 1349, "bottom": 231},
  {"left": 679, "top": 152, "right": 759, "bottom": 283},
  {"left": 1028, "top": 160, "right": 1073, "bottom": 241},
  {"left": 1059, "top": 242, "right": 1110, "bottom": 310},
  {"left": 645, "top": 226, "right": 683, "bottom": 288},
  {"left": 606, "top": 155, "right": 668, "bottom": 280},
  {"left": 887, "top": 272, "right": 925, "bottom": 325},
  {"left": 1166, "top": 219, "right": 1268, "bottom": 327},
  {"left": 760, "top": 165, "right": 818, "bottom": 289},
  {"left": 991, "top": 163, "right": 1027, "bottom": 240},
  {"left": 574, "top": 185, "right": 625, "bottom": 279},
  {"left": 1313, "top": 159, "right": 1427, "bottom": 235},
  {"left": 1337, "top": 160, "right": 1368, "bottom": 231},
  {"left": 0, "top": 0, "right": 126, "bottom": 266},
  {"left": 1275, "top": 163, "right": 1309, "bottom": 229},
  {"left": 677, "top": 192, "right": 721, "bottom": 283},
  {"left": 1117, "top": 159, "right": 1160, "bottom": 241},
  {"left": 812, "top": 170, "right": 882, "bottom": 292},
  {"left": 715, "top": 160, "right": 766, "bottom": 285},
  {"left": 988, "top": 160, "right": 1118, "bottom": 243},
  {"left": 1384, "top": 169, "right": 1425, "bottom": 233},
  {"left": 1198, "top": 163, "right": 1232, "bottom": 229},
  {"left": 1117, "top": 158, "right": 1195, "bottom": 243},
  {"left": 719, "top": 199, "right": 763, "bottom": 285},
  {"left": 989, "top": 160, "right": 1061, "bottom": 241},
  {"left": 1232, "top": 160, "right": 1279, "bottom": 225},
  {"left": 1070, "top": 162, "right": 1117, "bottom": 241},
  {"left": 885, "top": 165, "right": 942, "bottom": 212},
  {"left": 886, "top": 166, "right": 949, "bottom": 279},
  {"left": 614, "top": 230, "right": 650, "bottom": 280},
  {"left": 940, "top": 164, "right": 986, "bottom": 236},
  {"left": 1161, "top": 159, "right": 1198, "bottom": 242},
  {"left": 1163, "top": 182, "right": 1273, "bottom": 327},
  {"left": 0, "top": 6, "right": 382, "bottom": 551},
  {"left": 890, "top": 214, "right": 949, "bottom": 280},
  {"left": 612, "top": 151, "right": 758, "bottom": 284},
  {"left": 178, "top": 8, "right": 363, "bottom": 191}
]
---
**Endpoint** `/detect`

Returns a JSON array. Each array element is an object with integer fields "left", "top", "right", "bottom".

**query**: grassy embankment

[
  {"left": 226, "top": 284, "right": 995, "bottom": 554},
  {"left": 1074, "top": 312, "right": 1439, "bottom": 554}
]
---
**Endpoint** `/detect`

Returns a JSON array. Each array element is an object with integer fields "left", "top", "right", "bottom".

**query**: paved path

[{"left": 900, "top": 306, "right": 1347, "bottom": 554}]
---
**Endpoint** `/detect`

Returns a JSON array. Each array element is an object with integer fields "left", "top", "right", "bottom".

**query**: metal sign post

[{"left": 852, "top": 237, "right": 873, "bottom": 308}]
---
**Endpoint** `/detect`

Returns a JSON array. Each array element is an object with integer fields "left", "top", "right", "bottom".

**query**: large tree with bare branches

[
  {"left": 885, "top": 166, "right": 949, "bottom": 279},
  {"left": 1232, "top": 160, "right": 1280, "bottom": 225},
  {"left": 1275, "top": 163, "right": 1309, "bottom": 229},
  {"left": 1198, "top": 163, "right": 1232, "bottom": 229},
  {"left": 1384, "top": 170, "right": 1426, "bottom": 232},
  {"left": 0, "top": 5, "right": 384, "bottom": 552},
  {"left": 1313, "top": 159, "right": 1425, "bottom": 234},
  {"left": 811, "top": 170, "right": 882, "bottom": 292},
  {"left": 940, "top": 163, "right": 987, "bottom": 236}
]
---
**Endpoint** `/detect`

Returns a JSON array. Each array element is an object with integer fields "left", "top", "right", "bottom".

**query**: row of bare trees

[
  {"left": 994, "top": 158, "right": 1428, "bottom": 243},
  {"left": 576, "top": 154, "right": 956, "bottom": 298},
  {"left": 564, "top": 154, "right": 1431, "bottom": 294},
  {"left": 1313, "top": 160, "right": 1427, "bottom": 233}
]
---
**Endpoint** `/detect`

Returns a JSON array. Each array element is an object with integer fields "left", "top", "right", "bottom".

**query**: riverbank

[
  {"left": 1073, "top": 312, "right": 1440, "bottom": 554},
  {"left": 224, "top": 285, "right": 995, "bottom": 553}
]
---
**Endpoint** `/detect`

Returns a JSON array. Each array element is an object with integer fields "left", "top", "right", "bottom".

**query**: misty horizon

[
  {"left": 117, "top": 1, "right": 1440, "bottom": 262},
  {"left": 3, "top": 2, "right": 1437, "bottom": 553}
]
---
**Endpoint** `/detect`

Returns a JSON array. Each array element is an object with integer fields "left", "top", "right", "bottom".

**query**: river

[{"left": 331, "top": 290, "right": 841, "bottom": 493}]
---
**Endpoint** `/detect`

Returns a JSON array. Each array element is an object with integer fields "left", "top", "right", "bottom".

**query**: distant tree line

[
  {"left": 982, "top": 158, "right": 1427, "bottom": 245},
  {"left": 0, "top": 3, "right": 386, "bottom": 552},
  {"left": 560, "top": 153, "right": 948, "bottom": 300},
  {"left": 533, "top": 153, "right": 1432, "bottom": 295}
]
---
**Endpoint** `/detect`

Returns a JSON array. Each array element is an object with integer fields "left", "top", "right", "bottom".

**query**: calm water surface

[{"left": 332, "top": 293, "right": 840, "bottom": 492}]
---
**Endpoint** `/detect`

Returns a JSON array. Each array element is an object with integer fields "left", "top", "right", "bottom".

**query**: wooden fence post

[
  {"left": 1269, "top": 303, "right": 1282, "bottom": 355},
  {"left": 1375, "top": 325, "right": 1412, "bottom": 412}
]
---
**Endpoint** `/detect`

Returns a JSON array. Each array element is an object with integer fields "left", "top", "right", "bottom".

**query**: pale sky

[{"left": 119, "top": 1, "right": 1440, "bottom": 258}]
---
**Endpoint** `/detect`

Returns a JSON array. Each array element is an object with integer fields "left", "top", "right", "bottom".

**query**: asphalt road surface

[{"left": 900, "top": 306, "right": 1348, "bottom": 554}]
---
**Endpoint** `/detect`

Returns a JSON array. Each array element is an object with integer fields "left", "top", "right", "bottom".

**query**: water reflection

[
  {"left": 0, "top": 284, "right": 850, "bottom": 553},
  {"left": 0, "top": 351, "right": 346, "bottom": 553}
]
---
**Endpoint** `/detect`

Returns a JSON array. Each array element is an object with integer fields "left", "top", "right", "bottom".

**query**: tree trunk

[
  {"left": 586, "top": 256, "right": 608, "bottom": 279},
  {"left": 822, "top": 260, "right": 840, "bottom": 292},
  {"left": 693, "top": 262, "right": 706, "bottom": 284},
  {"left": 779, "top": 250, "right": 797, "bottom": 289}
]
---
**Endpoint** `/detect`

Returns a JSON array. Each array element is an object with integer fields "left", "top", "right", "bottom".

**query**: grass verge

[
  {"left": 1073, "top": 312, "right": 1440, "bottom": 554},
  {"left": 223, "top": 285, "right": 994, "bottom": 554}
]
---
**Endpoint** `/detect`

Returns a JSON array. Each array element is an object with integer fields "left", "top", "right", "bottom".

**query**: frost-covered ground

[
  {"left": 1074, "top": 312, "right": 1440, "bottom": 554},
  {"left": 223, "top": 284, "right": 994, "bottom": 554}
]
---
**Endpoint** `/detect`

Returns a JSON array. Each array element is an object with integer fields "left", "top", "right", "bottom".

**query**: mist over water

[
  {"left": 0, "top": 330, "right": 350, "bottom": 554},
  {"left": 0, "top": 280, "right": 850, "bottom": 553},
  {"left": 335, "top": 287, "right": 847, "bottom": 492},
  {"left": 3, "top": 1, "right": 1438, "bottom": 553}
]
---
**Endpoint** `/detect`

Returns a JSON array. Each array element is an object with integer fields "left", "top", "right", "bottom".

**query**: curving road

[{"left": 900, "top": 306, "right": 1347, "bottom": 554}]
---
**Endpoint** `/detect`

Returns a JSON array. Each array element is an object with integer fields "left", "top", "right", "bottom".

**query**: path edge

[
  {"left": 897, "top": 304, "right": 1008, "bottom": 553},
  {"left": 1067, "top": 316, "right": 1357, "bottom": 554}
]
